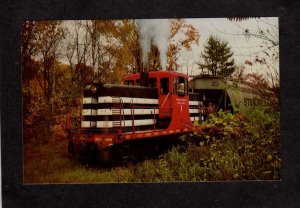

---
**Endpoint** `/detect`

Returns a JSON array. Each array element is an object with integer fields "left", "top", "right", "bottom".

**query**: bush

[
  {"left": 187, "top": 110, "right": 247, "bottom": 145},
  {"left": 182, "top": 106, "right": 280, "bottom": 180},
  {"left": 240, "top": 106, "right": 280, "bottom": 179}
]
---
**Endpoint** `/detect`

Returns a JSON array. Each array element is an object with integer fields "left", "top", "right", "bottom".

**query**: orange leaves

[
  {"left": 166, "top": 43, "right": 180, "bottom": 70},
  {"left": 181, "top": 24, "right": 200, "bottom": 50},
  {"left": 24, "top": 89, "right": 48, "bottom": 127},
  {"left": 244, "top": 60, "right": 253, "bottom": 66},
  {"left": 244, "top": 73, "right": 279, "bottom": 111},
  {"left": 254, "top": 57, "right": 267, "bottom": 65},
  {"left": 168, "top": 19, "right": 200, "bottom": 69},
  {"left": 171, "top": 19, "right": 200, "bottom": 49},
  {"left": 171, "top": 19, "right": 184, "bottom": 38}
]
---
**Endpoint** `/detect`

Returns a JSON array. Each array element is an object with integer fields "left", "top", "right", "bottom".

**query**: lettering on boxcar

[{"left": 244, "top": 98, "right": 261, "bottom": 106}]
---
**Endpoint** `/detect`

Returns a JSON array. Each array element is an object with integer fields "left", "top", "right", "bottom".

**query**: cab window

[
  {"left": 174, "top": 77, "right": 187, "bottom": 95},
  {"left": 160, "top": 78, "right": 169, "bottom": 94}
]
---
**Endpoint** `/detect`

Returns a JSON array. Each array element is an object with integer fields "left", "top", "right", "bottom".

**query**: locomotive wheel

[
  {"left": 118, "top": 142, "right": 138, "bottom": 164},
  {"left": 101, "top": 147, "right": 115, "bottom": 164},
  {"left": 68, "top": 141, "right": 75, "bottom": 157},
  {"left": 86, "top": 144, "right": 100, "bottom": 167}
]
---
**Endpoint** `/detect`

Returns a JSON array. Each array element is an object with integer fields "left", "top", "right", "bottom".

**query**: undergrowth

[{"left": 24, "top": 106, "right": 280, "bottom": 183}]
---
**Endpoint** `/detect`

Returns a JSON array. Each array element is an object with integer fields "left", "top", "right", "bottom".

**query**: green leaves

[
  {"left": 185, "top": 107, "right": 281, "bottom": 180},
  {"left": 198, "top": 35, "right": 236, "bottom": 77},
  {"left": 192, "top": 110, "right": 243, "bottom": 142}
]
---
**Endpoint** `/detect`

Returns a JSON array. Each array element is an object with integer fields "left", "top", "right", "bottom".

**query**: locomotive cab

[{"left": 123, "top": 71, "right": 191, "bottom": 130}]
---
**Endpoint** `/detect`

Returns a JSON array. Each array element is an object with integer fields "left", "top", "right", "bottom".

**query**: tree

[
  {"left": 227, "top": 18, "right": 279, "bottom": 87},
  {"left": 112, "top": 21, "right": 139, "bottom": 81},
  {"left": 27, "top": 21, "right": 65, "bottom": 141},
  {"left": 105, "top": 19, "right": 200, "bottom": 73},
  {"left": 33, "top": 21, "right": 65, "bottom": 101},
  {"left": 65, "top": 20, "right": 91, "bottom": 86},
  {"left": 232, "top": 65, "right": 279, "bottom": 111},
  {"left": 21, "top": 21, "right": 40, "bottom": 116},
  {"left": 228, "top": 18, "right": 279, "bottom": 111},
  {"left": 245, "top": 73, "right": 279, "bottom": 111},
  {"left": 198, "top": 35, "right": 235, "bottom": 77},
  {"left": 168, "top": 19, "right": 200, "bottom": 70}
]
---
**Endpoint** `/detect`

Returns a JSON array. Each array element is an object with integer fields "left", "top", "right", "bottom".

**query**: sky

[
  {"left": 61, "top": 17, "right": 279, "bottom": 80},
  {"left": 177, "top": 17, "right": 279, "bottom": 78}
]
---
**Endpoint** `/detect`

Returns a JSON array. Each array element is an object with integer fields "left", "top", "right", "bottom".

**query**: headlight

[{"left": 90, "top": 85, "right": 97, "bottom": 93}]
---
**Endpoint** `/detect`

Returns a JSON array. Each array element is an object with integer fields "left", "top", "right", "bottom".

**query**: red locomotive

[{"left": 68, "top": 70, "right": 200, "bottom": 163}]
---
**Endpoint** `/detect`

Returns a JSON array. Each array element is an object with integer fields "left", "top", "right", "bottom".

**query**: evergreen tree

[{"left": 199, "top": 35, "right": 235, "bottom": 76}]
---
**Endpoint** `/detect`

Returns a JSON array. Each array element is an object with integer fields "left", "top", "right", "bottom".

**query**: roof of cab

[{"left": 122, "top": 70, "right": 188, "bottom": 81}]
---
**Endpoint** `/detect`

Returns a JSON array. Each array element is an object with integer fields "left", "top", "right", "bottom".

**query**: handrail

[
  {"left": 161, "top": 91, "right": 171, "bottom": 108},
  {"left": 119, "top": 99, "right": 122, "bottom": 134},
  {"left": 118, "top": 98, "right": 125, "bottom": 134},
  {"left": 128, "top": 105, "right": 173, "bottom": 131},
  {"left": 130, "top": 99, "right": 135, "bottom": 133},
  {"left": 121, "top": 99, "right": 125, "bottom": 133},
  {"left": 153, "top": 107, "right": 156, "bottom": 130}
]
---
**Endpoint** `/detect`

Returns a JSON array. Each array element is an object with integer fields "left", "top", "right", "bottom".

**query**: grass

[
  {"left": 24, "top": 140, "right": 131, "bottom": 183},
  {"left": 24, "top": 139, "right": 280, "bottom": 183}
]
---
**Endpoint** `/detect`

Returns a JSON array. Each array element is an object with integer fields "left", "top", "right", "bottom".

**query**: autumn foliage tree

[
  {"left": 113, "top": 20, "right": 142, "bottom": 75},
  {"left": 65, "top": 20, "right": 121, "bottom": 84},
  {"left": 168, "top": 19, "right": 200, "bottom": 70},
  {"left": 110, "top": 19, "right": 200, "bottom": 73},
  {"left": 65, "top": 20, "right": 91, "bottom": 87},
  {"left": 22, "top": 21, "right": 38, "bottom": 98},
  {"left": 232, "top": 65, "right": 279, "bottom": 112},
  {"left": 22, "top": 21, "right": 67, "bottom": 141},
  {"left": 245, "top": 73, "right": 279, "bottom": 111}
]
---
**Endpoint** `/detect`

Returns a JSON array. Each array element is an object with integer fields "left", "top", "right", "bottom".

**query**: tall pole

[{"left": 187, "top": 64, "right": 189, "bottom": 77}]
